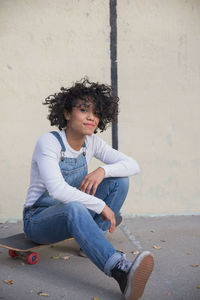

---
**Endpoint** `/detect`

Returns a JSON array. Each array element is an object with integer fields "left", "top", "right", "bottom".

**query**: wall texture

[
  {"left": 0, "top": 0, "right": 200, "bottom": 221},
  {"left": 118, "top": 0, "right": 200, "bottom": 216}
]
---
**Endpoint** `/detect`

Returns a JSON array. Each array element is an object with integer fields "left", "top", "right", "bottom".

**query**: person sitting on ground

[{"left": 23, "top": 77, "right": 154, "bottom": 300}]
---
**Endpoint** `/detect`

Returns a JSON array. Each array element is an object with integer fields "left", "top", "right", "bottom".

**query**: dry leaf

[
  {"left": 150, "top": 229, "right": 155, "bottom": 232},
  {"left": 93, "top": 298, "right": 99, "bottom": 300},
  {"left": 191, "top": 264, "right": 199, "bottom": 267},
  {"left": 160, "top": 240, "right": 166, "bottom": 242},
  {"left": 38, "top": 292, "right": 50, "bottom": 297},
  {"left": 4, "top": 280, "right": 14, "bottom": 285},
  {"left": 21, "top": 262, "right": 25, "bottom": 267},
  {"left": 186, "top": 252, "right": 192, "bottom": 255},
  {"left": 10, "top": 265, "right": 17, "bottom": 269},
  {"left": 117, "top": 249, "right": 124, "bottom": 253},
  {"left": 61, "top": 256, "right": 70, "bottom": 260},
  {"left": 153, "top": 245, "right": 161, "bottom": 250},
  {"left": 196, "top": 285, "right": 200, "bottom": 289},
  {"left": 51, "top": 254, "right": 61, "bottom": 259},
  {"left": 131, "top": 250, "right": 139, "bottom": 255},
  {"left": 167, "top": 292, "right": 173, "bottom": 296}
]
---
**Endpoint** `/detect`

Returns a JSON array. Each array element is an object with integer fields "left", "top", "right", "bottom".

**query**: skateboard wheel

[
  {"left": 8, "top": 250, "right": 18, "bottom": 258},
  {"left": 26, "top": 252, "right": 39, "bottom": 265}
]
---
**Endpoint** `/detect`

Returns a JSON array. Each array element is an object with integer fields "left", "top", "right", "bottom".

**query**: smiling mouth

[{"left": 84, "top": 123, "right": 96, "bottom": 127}]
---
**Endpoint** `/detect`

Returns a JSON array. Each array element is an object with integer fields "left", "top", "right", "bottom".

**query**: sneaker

[{"left": 112, "top": 251, "right": 154, "bottom": 300}]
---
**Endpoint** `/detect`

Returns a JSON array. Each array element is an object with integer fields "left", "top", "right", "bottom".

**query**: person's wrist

[{"left": 99, "top": 167, "right": 105, "bottom": 176}]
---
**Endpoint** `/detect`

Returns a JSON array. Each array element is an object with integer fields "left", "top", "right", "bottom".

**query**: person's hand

[
  {"left": 101, "top": 205, "right": 116, "bottom": 233},
  {"left": 79, "top": 167, "right": 105, "bottom": 196}
]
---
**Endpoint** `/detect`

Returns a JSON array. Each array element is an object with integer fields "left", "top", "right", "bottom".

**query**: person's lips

[{"left": 84, "top": 123, "right": 96, "bottom": 128}]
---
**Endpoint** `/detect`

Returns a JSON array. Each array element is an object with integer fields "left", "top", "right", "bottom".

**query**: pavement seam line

[{"left": 120, "top": 222, "right": 143, "bottom": 251}]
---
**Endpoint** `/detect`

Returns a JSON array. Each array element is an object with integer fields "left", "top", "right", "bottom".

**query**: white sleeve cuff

[{"left": 100, "top": 165, "right": 110, "bottom": 178}]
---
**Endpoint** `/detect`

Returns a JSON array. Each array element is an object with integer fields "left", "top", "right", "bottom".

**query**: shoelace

[{"left": 115, "top": 254, "right": 132, "bottom": 273}]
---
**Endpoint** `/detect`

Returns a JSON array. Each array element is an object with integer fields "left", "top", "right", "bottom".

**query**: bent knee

[
  {"left": 63, "top": 201, "right": 87, "bottom": 215},
  {"left": 116, "top": 177, "right": 129, "bottom": 191}
]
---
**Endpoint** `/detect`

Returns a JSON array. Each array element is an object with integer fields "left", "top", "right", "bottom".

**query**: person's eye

[{"left": 80, "top": 108, "right": 87, "bottom": 112}]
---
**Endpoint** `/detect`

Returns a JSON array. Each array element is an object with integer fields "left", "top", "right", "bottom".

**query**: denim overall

[{"left": 23, "top": 131, "right": 129, "bottom": 276}]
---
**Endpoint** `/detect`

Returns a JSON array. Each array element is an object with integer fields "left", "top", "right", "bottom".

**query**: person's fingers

[
  {"left": 80, "top": 177, "right": 92, "bottom": 193},
  {"left": 109, "top": 216, "right": 116, "bottom": 233},
  {"left": 85, "top": 182, "right": 93, "bottom": 194},
  {"left": 91, "top": 183, "right": 98, "bottom": 196},
  {"left": 79, "top": 178, "right": 87, "bottom": 192}
]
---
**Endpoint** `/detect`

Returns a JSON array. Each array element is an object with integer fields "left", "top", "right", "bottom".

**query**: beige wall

[
  {"left": 0, "top": 0, "right": 200, "bottom": 221},
  {"left": 118, "top": 0, "right": 200, "bottom": 216}
]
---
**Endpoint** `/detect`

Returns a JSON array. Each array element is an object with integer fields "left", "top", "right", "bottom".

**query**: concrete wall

[
  {"left": 0, "top": 0, "right": 200, "bottom": 221},
  {"left": 118, "top": 0, "right": 200, "bottom": 216}
]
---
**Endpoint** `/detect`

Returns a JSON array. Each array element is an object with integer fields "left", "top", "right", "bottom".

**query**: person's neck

[{"left": 65, "top": 129, "right": 85, "bottom": 151}]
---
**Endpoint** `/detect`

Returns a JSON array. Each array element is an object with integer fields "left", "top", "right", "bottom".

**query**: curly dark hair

[{"left": 43, "top": 77, "right": 119, "bottom": 133}]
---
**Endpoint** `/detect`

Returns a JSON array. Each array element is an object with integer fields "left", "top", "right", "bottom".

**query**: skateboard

[
  {"left": 0, "top": 213, "right": 123, "bottom": 265},
  {"left": 0, "top": 233, "right": 74, "bottom": 265}
]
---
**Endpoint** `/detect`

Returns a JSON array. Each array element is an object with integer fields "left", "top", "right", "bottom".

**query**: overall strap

[{"left": 50, "top": 131, "right": 66, "bottom": 161}]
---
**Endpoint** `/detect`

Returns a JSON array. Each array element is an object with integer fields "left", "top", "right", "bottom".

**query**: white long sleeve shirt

[{"left": 25, "top": 130, "right": 140, "bottom": 214}]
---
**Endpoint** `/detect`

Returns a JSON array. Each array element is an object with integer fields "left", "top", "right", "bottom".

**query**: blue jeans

[{"left": 23, "top": 177, "right": 129, "bottom": 276}]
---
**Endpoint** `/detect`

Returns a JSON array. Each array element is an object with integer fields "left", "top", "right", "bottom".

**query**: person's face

[{"left": 64, "top": 99, "right": 100, "bottom": 137}]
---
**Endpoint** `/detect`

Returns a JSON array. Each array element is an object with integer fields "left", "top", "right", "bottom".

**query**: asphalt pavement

[{"left": 0, "top": 215, "right": 199, "bottom": 300}]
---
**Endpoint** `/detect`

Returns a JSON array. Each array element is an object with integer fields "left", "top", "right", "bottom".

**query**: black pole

[{"left": 110, "top": 0, "right": 118, "bottom": 150}]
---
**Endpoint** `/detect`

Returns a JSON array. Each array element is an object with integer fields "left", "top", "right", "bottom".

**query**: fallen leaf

[
  {"left": 186, "top": 252, "right": 192, "bottom": 255},
  {"left": 93, "top": 298, "right": 99, "bottom": 300},
  {"left": 21, "top": 262, "right": 25, "bottom": 267},
  {"left": 153, "top": 245, "right": 161, "bottom": 250},
  {"left": 10, "top": 265, "right": 17, "bottom": 269},
  {"left": 167, "top": 292, "right": 173, "bottom": 296},
  {"left": 117, "top": 249, "right": 124, "bottom": 253},
  {"left": 160, "top": 240, "right": 166, "bottom": 242},
  {"left": 150, "top": 229, "right": 155, "bottom": 232},
  {"left": 131, "top": 250, "right": 139, "bottom": 255},
  {"left": 196, "top": 285, "right": 200, "bottom": 289},
  {"left": 4, "top": 280, "right": 14, "bottom": 285},
  {"left": 191, "top": 264, "right": 199, "bottom": 267},
  {"left": 61, "top": 256, "right": 70, "bottom": 260},
  {"left": 38, "top": 292, "right": 50, "bottom": 297},
  {"left": 51, "top": 254, "right": 61, "bottom": 259}
]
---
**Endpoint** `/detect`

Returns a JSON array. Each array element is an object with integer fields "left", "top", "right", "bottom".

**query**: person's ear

[{"left": 64, "top": 110, "right": 71, "bottom": 121}]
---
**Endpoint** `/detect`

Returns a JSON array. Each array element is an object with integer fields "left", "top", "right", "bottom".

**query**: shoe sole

[{"left": 125, "top": 251, "right": 154, "bottom": 300}]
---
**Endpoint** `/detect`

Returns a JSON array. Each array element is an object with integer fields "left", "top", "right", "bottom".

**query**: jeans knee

[
  {"left": 64, "top": 201, "right": 87, "bottom": 217},
  {"left": 116, "top": 177, "right": 129, "bottom": 194}
]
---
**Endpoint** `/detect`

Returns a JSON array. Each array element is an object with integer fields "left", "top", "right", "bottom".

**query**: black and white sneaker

[{"left": 112, "top": 251, "right": 154, "bottom": 300}]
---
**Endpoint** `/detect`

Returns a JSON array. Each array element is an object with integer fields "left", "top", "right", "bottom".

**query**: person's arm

[
  {"left": 34, "top": 134, "right": 105, "bottom": 214},
  {"left": 79, "top": 135, "right": 140, "bottom": 233},
  {"left": 94, "top": 135, "right": 140, "bottom": 178},
  {"left": 79, "top": 134, "right": 140, "bottom": 198}
]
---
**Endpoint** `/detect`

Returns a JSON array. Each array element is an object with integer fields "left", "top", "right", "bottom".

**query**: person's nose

[{"left": 87, "top": 111, "right": 95, "bottom": 120}]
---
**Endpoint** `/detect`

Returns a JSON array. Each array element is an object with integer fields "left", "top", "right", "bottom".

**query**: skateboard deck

[
  {"left": 0, "top": 233, "right": 73, "bottom": 265},
  {"left": 0, "top": 213, "right": 123, "bottom": 265}
]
